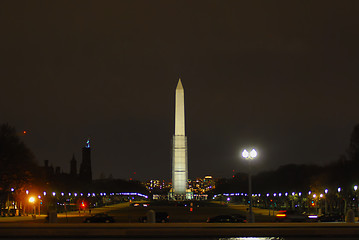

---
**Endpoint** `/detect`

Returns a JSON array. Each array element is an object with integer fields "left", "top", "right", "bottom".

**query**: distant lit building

[
  {"left": 145, "top": 180, "right": 170, "bottom": 192},
  {"left": 188, "top": 175, "right": 216, "bottom": 194}
]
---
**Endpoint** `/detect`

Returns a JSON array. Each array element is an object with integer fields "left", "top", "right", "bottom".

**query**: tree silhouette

[
  {"left": 348, "top": 124, "right": 359, "bottom": 162},
  {"left": 0, "top": 123, "right": 37, "bottom": 208}
]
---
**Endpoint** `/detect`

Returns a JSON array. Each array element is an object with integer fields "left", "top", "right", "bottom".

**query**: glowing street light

[
  {"left": 241, "top": 148, "right": 257, "bottom": 223},
  {"left": 28, "top": 197, "right": 35, "bottom": 203},
  {"left": 354, "top": 185, "right": 358, "bottom": 191},
  {"left": 242, "top": 149, "right": 257, "bottom": 159}
]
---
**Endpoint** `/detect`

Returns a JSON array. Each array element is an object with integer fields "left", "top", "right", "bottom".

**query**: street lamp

[
  {"left": 324, "top": 189, "right": 329, "bottom": 214},
  {"left": 28, "top": 196, "right": 36, "bottom": 217},
  {"left": 354, "top": 186, "right": 358, "bottom": 217},
  {"left": 242, "top": 148, "right": 257, "bottom": 223}
]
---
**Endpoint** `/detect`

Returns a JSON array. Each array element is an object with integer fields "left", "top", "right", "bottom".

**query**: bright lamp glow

[
  {"left": 250, "top": 149, "right": 257, "bottom": 158},
  {"left": 354, "top": 185, "right": 358, "bottom": 191},
  {"left": 29, "top": 197, "right": 35, "bottom": 203},
  {"left": 242, "top": 149, "right": 257, "bottom": 159},
  {"left": 242, "top": 150, "right": 249, "bottom": 158}
]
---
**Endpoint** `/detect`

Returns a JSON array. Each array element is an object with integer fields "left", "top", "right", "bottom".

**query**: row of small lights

[
  {"left": 10, "top": 188, "right": 148, "bottom": 199},
  {"left": 215, "top": 186, "right": 359, "bottom": 199}
]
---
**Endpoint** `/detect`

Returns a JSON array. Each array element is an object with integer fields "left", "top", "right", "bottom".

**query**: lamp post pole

[
  {"left": 28, "top": 196, "right": 35, "bottom": 218},
  {"left": 354, "top": 185, "right": 358, "bottom": 217},
  {"left": 242, "top": 149, "right": 257, "bottom": 223},
  {"left": 324, "top": 189, "right": 328, "bottom": 214}
]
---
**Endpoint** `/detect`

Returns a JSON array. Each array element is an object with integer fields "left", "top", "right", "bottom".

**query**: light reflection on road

[{"left": 219, "top": 238, "right": 283, "bottom": 240}]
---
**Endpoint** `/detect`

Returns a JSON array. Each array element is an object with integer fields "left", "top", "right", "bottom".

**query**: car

[
  {"left": 131, "top": 202, "right": 150, "bottom": 207},
  {"left": 318, "top": 213, "right": 344, "bottom": 222},
  {"left": 84, "top": 213, "right": 115, "bottom": 223},
  {"left": 275, "top": 210, "right": 308, "bottom": 222},
  {"left": 207, "top": 214, "right": 247, "bottom": 223},
  {"left": 139, "top": 212, "right": 169, "bottom": 223}
]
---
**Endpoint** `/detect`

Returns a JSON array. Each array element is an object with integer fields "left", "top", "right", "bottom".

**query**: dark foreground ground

[{"left": 0, "top": 222, "right": 358, "bottom": 239}]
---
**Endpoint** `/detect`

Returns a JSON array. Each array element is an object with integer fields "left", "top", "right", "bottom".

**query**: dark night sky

[{"left": 1, "top": 1, "right": 359, "bottom": 181}]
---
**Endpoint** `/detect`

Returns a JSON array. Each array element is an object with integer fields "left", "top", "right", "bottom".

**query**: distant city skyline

[{"left": 1, "top": 1, "right": 359, "bottom": 181}]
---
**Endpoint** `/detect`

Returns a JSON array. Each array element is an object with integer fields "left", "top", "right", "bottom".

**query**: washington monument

[{"left": 172, "top": 79, "right": 188, "bottom": 198}]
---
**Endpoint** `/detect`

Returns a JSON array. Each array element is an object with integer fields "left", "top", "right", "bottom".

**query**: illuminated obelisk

[{"left": 172, "top": 79, "right": 188, "bottom": 198}]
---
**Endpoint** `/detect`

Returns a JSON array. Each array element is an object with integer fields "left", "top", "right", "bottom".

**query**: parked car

[
  {"left": 207, "top": 214, "right": 246, "bottom": 223},
  {"left": 139, "top": 212, "right": 169, "bottom": 223},
  {"left": 318, "top": 213, "right": 344, "bottom": 222},
  {"left": 131, "top": 202, "right": 150, "bottom": 207},
  {"left": 84, "top": 213, "right": 115, "bottom": 223},
  {"left": 275, "top": 210, "right": 309, "bottom": 222}
]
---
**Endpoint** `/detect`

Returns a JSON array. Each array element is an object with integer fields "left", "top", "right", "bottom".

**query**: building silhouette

[
  {"left": 70, "top": 154, "right": 77, "bottom": 176},
  {"left": 79, "top": 140, "right": 92, "bottom": 183}
]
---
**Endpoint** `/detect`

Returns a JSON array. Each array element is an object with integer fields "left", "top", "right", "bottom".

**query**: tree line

[{"left": 214, "top": 124, "right": 359, "bottom": 195}]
